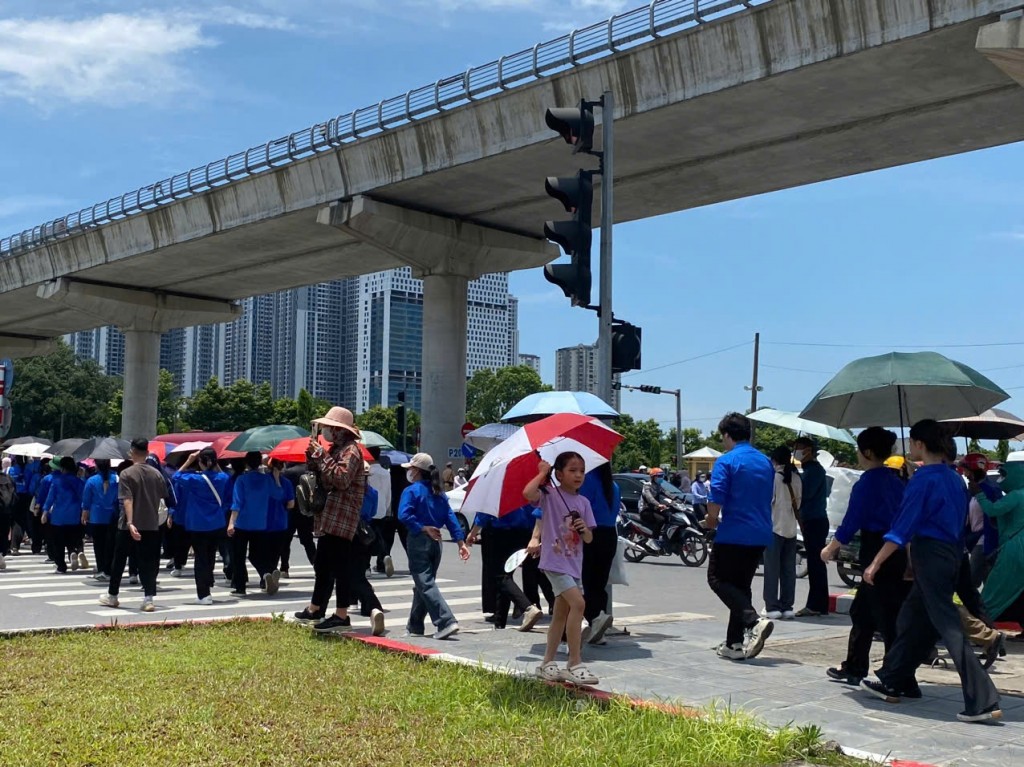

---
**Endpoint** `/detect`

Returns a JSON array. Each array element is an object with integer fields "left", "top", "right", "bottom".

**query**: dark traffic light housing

[
  {"left": 545, "top": 102, "right": 595, "bottom": 154},
  {"left": 638, "top": 384, "right": 661, "bottom": 394},
  {"left": 611, "top": 322, "right": 642, "bottom": 374},
  {"left": 543, "top": 170, "right": 593, "bottom": 308}
]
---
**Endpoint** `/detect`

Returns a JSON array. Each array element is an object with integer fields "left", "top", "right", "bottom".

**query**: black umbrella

[
  {"left": 72, "top": 437, "right": 131, "bottom": 463},
  {"left": 1, "top": 435, "right": 52, "bottom": 449},
  {"left": 48, "top": 438, "right": 87, "bottom": 457},
  {"left": 940, "top": 408, "right": 1024, "bottom": 442}
]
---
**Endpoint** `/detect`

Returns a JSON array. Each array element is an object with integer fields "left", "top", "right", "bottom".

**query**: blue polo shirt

[
  {"left": 398, "top": 481, "right": 464, "bottom": 540},
  {"left": 82, "top": 473, "right": 119, "bottom": 525},
  {"left": 473, "top": 505, "right": 536, "bottom": 531},
  {"left": 709, "top": 441, "right": 774, "bottom": 547},
  {"left": 580, "top": 470, "right": 621, "bottom": 528},
  {"left": 267, "top": 478, "right": 296, "bottom": 532},
  {"left": 46, "top": 473, "right": 85, "bottom": 527},
  {"left": 173, "top": 470, "right": 231, "bottom": 532},
  {"left": 885, "top": 463, "right": 968, "bottom": 548},
  {"left": 231, "top": 471, "right": 284, "bottom": 531},
  {"left": 835, "top": 467, "right": 905, "bottom": 545},
  {"left": 799, "top": 459, "right": 829, "bottom": 522}
]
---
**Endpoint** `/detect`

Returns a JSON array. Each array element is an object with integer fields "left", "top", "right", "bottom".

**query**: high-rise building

[
  {"left": 65, "top": 326, "right": 125, "bottom": 377},
  {"left": 518, "top": 353, "right": 541, "bottom": 376},
  {"left": 506, "top": 296, "right": 520, "bottom": 367},
  {"left": 554, "top": 342, "right": 621, "bottom": 410}
]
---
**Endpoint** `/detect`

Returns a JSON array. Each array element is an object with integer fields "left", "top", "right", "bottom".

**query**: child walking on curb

[{"left": 525, "top": 452, "right": 598, "bottom": 686}]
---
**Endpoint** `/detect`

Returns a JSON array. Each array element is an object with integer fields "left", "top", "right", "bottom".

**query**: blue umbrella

[{"left": 501, "top": 391, "right": 619, "bottom": 423}]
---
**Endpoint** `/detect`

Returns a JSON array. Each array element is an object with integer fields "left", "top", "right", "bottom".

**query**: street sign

[
  {"left": 0, "top": 395, "right": 11, "bottom": 440},
  {"left": 448, "top": 448, "right": 461, "bottom": 459},
  {"left": 0, "top": 358, "right": 11, "bottom": 398},
  {"left": 461, "top": 421, "right": 476, "bottom": 439}
]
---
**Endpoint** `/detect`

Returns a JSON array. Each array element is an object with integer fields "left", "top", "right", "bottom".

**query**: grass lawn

[{"left": 0, "top": 620, "right": 865, "bottom": 767}]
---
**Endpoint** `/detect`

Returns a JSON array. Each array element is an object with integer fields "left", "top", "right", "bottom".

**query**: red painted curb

[
  {"left": 350, "top": 635, "right": 441, "bottom": 656},
  {"left": 891, "top": 761, "right": 941, "bottom": 767}
]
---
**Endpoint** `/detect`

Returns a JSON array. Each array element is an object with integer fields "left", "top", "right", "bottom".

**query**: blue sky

[{"left": 2, "top": 0, "right": 1024, "bottom": 437}]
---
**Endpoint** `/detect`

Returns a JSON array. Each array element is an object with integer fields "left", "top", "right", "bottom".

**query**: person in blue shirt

[
  {"left": 398, "top": 452, "right": 471, "bottom": 639},
  {"left": 265, "top": 458, "right": 297, "bottom": 575},
  {"left": 792, "top": 436, "right": 831, "bottom": 617},
  {"left": 173, "top": 448, "right": 230, "bottom": 605},
  {"left": 228, "top": 452, "right": 285, "bottom": 597},
  {"left": 6, "top": 456, "right": 26, "bottom": 555},
  {"left": 860, "top": 419, "right": 1001, "bottom": 724},
  {"left": 705, "top": 412, "right": 775, "bottom": 661},
  {"left": 691, "top": 472, "right": 710, "bottom": 518},
  {"left": 467, "top": 505, "right": 542, "bottom": 631},
  {"left": 820, "top": 427, "right": 908, "bottom": 685},
  {"left": 579, "top": 465, "right": 620, "bottom": 644},
  {"left": 81, "top": 459, "right": 119, "bottom": 580},
  {"left": 42, "top": 457, "right": 87, "bottom": 574},
  {"left": 31, "top": 461, "right": 53, "bottom": 559}
]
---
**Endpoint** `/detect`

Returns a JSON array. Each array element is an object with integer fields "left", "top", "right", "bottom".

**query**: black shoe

[
  {"left": 860, "top": 678, "right": 901, "bottom": 704},
  {"left": 981, "top": 634, "right": 1003, "bottom": 670},
  {"left": 484, "top": 614, "right": 496, "bottom": 624},
  {"left": 294, "top": 607, "right": 326, "bottom": 624},
  {"left": 898, "top": 681, "right": 923, "bottom": 699},
  {"left": 958, "top": 703, "right": 1003, "bottom": 723},
  {"left": 313, "top": 614, "right": 352, "bottom": 634},
  {"left": 826, "top": 666, "right": 862, "bottom": 685}
]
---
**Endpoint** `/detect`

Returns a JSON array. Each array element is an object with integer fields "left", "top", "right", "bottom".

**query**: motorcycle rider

[{"left": 640, "top": 468, "right": 673, "bottom": 551}]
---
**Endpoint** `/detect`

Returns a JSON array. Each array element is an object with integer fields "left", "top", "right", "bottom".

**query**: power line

[
  {"left": 621, "top": 340, "right": 751, "bottom": 378},
  {"left": 762, "top": 363, "right": 833, "bottom": 375},
  {"left": 983, "top": 363, "right": 1024, "bottom": 372},
  {"left": 767, "top": 340, "right": 1024, "bottom": 349}
]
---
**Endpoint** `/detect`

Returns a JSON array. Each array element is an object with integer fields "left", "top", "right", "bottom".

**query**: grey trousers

[
  {"left": 762, "top": 533, "right": 797, "bottom": 613},
  {"left": 877, "top": 537, "right": 1000, "bottom": 715}
]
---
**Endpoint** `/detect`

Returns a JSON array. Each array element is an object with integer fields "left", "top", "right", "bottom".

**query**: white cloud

[
  {"left": 987, "top": 229, "right": 1024, "bottom": 242},
  {"left": 0, "top": 194, "right": 73, "bottom": 221}
]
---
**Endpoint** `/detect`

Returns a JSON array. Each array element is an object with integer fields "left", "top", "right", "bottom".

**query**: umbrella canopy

[
  {"left": 501, "top": 391, "right": 619, "bottom": 423},
  {"left": 268, "top": 436, "right": 373, "bottom": 463},
  {"left": 799, "top": 352, "right": 1009, "bottom": 429},
  {"left": 461, "top": 413, "right": 623, "bottom": 518},
  {"left": 1, "top": 435, "right": 52, "bottom": 449},
  {"left": 747, "top": 408, "right": 857, "bottom": 445},
  {"left": 359, "top": 430, "right": 395, "bottom": 450},
  {"left": 940, "top": 408, "right": 1024, "bottom": 442},
  {"left": 381, "top": 449, "right": 412, "bottom": 467},
  {"left": 465, "top": 422, "right": 519, "bottom": 452},
  {"left": 2, "top": 441, "right": 51, "bottom": 458},
  {"left": 72, "top": 437, "right": 131, "bottom": 463},
  {"left": 168, "top": 441, "right": 213, "bottom": 456},
  {"left": 48, "top": 438, "right": 87, "bottom": 457},
  {"left": 211, "top": 435, "right": 245, "bottom": 460},
  {"left": 147, "top": 441, "right": 176, "bottom": 461},
  {"left": 225, "top": 425, "right": 310, "bottom": 453}
]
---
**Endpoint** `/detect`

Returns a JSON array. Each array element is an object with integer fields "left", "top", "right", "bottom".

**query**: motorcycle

[{"left": 617, "top": 499, "right": 709, "bottom": 567}]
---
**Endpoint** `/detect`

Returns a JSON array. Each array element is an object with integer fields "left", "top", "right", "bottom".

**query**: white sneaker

[
  {"left": 587, "top": 611, "right": 613, "bottom": 644},
  {"left": 170, "top": 568, "right": 184, "bottom": 578},
  {"left": 98, "top": 593, "right": 120, "bottom": 608},
  {"left": 265, "top": 569, "right": 280, "bottom": 596},
  {"left": 371, "top": 608, "right": 386, "bottom": 637},
  {"left": 70, "top": 557, "right": 79, "bottom": 571},
  {"left": 744, "top": 618, "right": 775, "bottom": 659},
  {"left": 195, "top": 596, "right": 214, "bottom": 606},
  {"left": 384, "top": 555, "right": 395, "bottom": 578},
  {"left": 77, "top": 552, "right": 89, "bottom": 570},
  {"left": 93, "top": 573, "right": 110, "bottom": 583},
  {"left": 782, "top": 610, "right": 796, "bottom": 620},
  {"left": 763, "top": 610, "right": 782, "bottom": 620},
  {"left": 716, "top": 642, "right": 745, "bottom": 660},
  {"left": 128, "top": 575, "right": 139, "bottom": 585},
  {"left": 140, "top": 598, "right": 156, "bottom": 613},
  {"left": 434, "top": 622, "right": 460, "bottom": 640},
  {"left": 517, "top": 605, "right": 543, "bottom": 632}
]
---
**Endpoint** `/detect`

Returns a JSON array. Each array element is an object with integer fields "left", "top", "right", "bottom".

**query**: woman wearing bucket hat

[
  {"left": 295, "top": 406, "right": 385, "bottom": 637},
  {"left": 397, "top": 452, "right": 470, "bottom": 639}
]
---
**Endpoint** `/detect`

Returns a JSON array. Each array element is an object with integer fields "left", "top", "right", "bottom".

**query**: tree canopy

[{"left": 465, "top": 366, "right": 551, "bottom": 426}]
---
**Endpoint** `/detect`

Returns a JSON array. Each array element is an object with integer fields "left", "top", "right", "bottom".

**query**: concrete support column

[
  {"left": 122, "top": 330, "right": 161, "bottom": 440},
  {"left": 421, "top": 274, "right": 469, "bottom": 467}
]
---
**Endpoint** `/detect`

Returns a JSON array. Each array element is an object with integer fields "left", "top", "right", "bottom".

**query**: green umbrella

[
  {"left": 225, "top": 425, "right": 310, "bottom": 453},
  {"left": 747, "top": 408, "right": 856, "bottom": 445},
  {"left": 358, "top": 430, "right": 395, "bottom": 450},
  {"left": 799, "top": 351, "right": 1009, "bottom": 429}
]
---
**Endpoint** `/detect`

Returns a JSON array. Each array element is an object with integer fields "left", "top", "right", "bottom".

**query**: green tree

[
  {"left": 663, "top": 427, "right": 704, "bottom": 465},
  {"left": 997, "top": 439, "right": 1011, "bottom": 463},
  {"left": 181, "top": 378, "right": 274, "bottom": 431},
  {"left": 465, "top": 366, "right": 551, "bottom": 426},
  {"left": 106, "top": 369, "right": 184, "bottom": 435},
  {"left": 611, "top": 415, "right": 665, "bottom": 471},
  {"left": 751, "top": 423, "right": 857, "bottom": 466},
  {"left": 967, "top": 439, "right": 997, "bottom": 459},
  {"left": 10, "top": 341, "right": 121, "bottom": 438},
  {"left": 356, "top": 406, "right": 399, "bottom": 446}
]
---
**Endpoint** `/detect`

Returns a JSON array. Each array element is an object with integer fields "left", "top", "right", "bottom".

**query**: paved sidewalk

[{"left": 395, "top": 614, "right": 1024, "bottom": 767}]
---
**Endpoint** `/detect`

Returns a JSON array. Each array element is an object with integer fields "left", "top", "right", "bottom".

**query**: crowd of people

[{"left": 2, "top": 405, "right": 1021, "bottom": 722}]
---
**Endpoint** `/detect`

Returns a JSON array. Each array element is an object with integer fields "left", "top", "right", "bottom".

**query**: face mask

[
  {"left": 793, "top": 450, "right": 805, "bottom": 462},
  {"left": 406, "top": 469, "right": 418, "bottom": 484},
  {"left": 321, "top": 427, "right": 336, "bottom": 442}
]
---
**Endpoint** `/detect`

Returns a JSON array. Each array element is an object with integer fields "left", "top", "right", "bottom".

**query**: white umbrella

[
  {"left": 747, "top": 408, "right": 857, "bottom": 445},
  {"left": 465, "top": 423, "right": 518, "bottom": 452},
  {"left": 2, "top": 441, "right": 51, "bottom": 458},
  {"left": 168, "top": 441, "right": 213, "bottom": 455}
]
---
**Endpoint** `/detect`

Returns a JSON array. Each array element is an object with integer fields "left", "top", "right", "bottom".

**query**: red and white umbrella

[{"left": 461, "top": 413, "right": 622, "bottom": 518}]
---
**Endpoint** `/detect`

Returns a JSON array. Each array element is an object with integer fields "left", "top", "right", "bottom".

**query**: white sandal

[
  {"left": 535, "top": 662, "right": 562, "bottom": 682},
  {"left": 560, "top": 664, "right": 599, "bottom": 686}
]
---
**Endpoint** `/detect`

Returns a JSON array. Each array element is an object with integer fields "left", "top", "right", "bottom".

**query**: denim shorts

[{"left": 542, "top": 569, "right": 583, "bottom": 597}]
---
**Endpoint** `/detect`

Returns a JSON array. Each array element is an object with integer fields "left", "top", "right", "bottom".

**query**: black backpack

[
  {"left": 0, "top": 475, "right": 16, "bottom": 512},
  {"left": 296, "top": 471, "right": 327, "bottom": 518}
]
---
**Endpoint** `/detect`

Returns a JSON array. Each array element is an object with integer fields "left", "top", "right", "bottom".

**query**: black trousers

[
  {"left": 13, "top": 493, "right": 33, "bottom": 550},
  {"left": 802, "top": 516, "right": 831, "bottom": 614},
  {"left": 371, "top": 516, "right": 396, "bottom": 569},
  {"left": 353, "top": 539, "right": 383, "bottom": 615},
  {"left": 50, "top": 525, "right": 84, "bottom": 571},
  {"left": 230, "top": 529, "right": 273, "bottom": 593},
  {"left": 707, "top": 542, "right": 764, "bottom": 646},
  {"left": 956, "top": 552, "right": 992, "bottom": 627},
  {"left": 486, "top": 527, "right": 533, "bottom": 627},
  {"left": 265, "top": 530, "right": 291, "bottom": 572},
  {"left": 479, "top": 532, "right": 499, "bottom": 614},
  {"left": 87, "top": 522, "right": 117, "bottom": 576},
  {"left": 311, "top": 533, "right": 354, "bottom": 612},
  {"left": 878, "top": 537, "right": 999, "bottom": 715},
  {"left": 0, "top": 506, "right": 10, "bottom": 556},
  {"left": 190, "top": 530, "right": 222, "bottom": 599},
  {"left": 284, "top": 509, "right": 316, "bottom": 570},
  {"left": 582, "top": 525, "right": 617, "bottom": 623},
  {"left": 110, "top": 529, "right": 160, "bottom": 598},
  {"left": 168, "top": 522, "right": 190, "bottom": 569}
]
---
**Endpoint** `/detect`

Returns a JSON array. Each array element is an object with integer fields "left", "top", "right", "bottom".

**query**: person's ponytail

[
  {"left": 427, "top": 464, "right": 445, "bottom": 495},
  {"left": 96, "top": 459, "right": 112, "bottom": 494}
]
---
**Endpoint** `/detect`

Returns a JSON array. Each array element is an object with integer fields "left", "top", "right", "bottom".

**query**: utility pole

[
  {"left": 744, "top": 332, "right": 763, "bottom": 439},
  {"left": 596, "top": 90, "right": 614, "bottom": 406}
]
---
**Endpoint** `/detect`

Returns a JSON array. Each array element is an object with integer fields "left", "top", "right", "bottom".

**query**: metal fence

[{"left": 0, "top": 0, "right": 775, "bottom": 257}]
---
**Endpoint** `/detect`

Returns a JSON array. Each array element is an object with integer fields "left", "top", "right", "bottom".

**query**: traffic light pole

[
  {"left": 615, "top": 382, "right": 682, "bottom": 468},
  {"left": 596, "top": 90, "right": 614, "bottom": 407}
]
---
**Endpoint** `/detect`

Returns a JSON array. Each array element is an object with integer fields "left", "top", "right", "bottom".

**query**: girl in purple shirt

[{"left": 525, "top": 452, "right": 597, "bottom": 686}]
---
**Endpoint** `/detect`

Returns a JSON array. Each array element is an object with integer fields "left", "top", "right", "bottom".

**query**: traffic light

[
  {"left": 639, "top": 385, "right": 661, "bottom": 395},
  {"left": 611, "top": 381, "right": 621, "bottom": 391},
  {"left": 543, "top": 170, "right": 593, "bottom": 307},
  {"left": 545, "top": 101, "right": 595, "bottom": 154},
  {"left": 396, "top": 390, "right": 407, "bottom": 451},
  {"left": 611, "top": 322, "right": 642, "bottom": 374}
]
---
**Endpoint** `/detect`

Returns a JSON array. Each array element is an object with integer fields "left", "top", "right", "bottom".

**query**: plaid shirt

[{"left": 311, "top": 441, "right": 365, "bottom": 540}]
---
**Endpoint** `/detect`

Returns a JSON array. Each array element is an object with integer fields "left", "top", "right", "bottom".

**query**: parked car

[
  {"left": 613, "top": 472, "right": 694, "bottom": 513},
  {"left": 444, "top": 485, "right": 471, "bottom": 540}
]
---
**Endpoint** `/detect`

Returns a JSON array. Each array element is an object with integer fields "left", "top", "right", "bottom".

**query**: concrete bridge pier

[
  {"left": 36, "top": 278, "right": 241, "bottom": 439},
  {"left": 978, "top": 17, "right": 1024, "bottom": 86},
  {"left": 0, "top": 334, "right": 53, "bottom": 360},
  {"left": 320, "top": 196, "right": 557, "bottom": 464}
]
